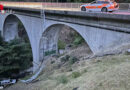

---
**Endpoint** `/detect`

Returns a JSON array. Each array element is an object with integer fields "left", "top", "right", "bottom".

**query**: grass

[
  {"left": 57, "top": 75, "right": 68, "bottom": 84},
  {"left": 71, "top": 72, "right": 81, "bottom": 78},
  {"left": 5, "top": 54, "right": 130, "bottom": 90},
  {"left": 55, "top": 54, "right": 130, "bottom": 90}
]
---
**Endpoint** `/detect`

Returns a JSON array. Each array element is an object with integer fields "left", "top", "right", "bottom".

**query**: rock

[
  {"left": 127, "top": 49, "right": 130, "bottom": 53},
  {"left": 73, "top": 87, "right": 78, "bottom": 90},
  {"left": 123, "top": 49, "right": 130, "bottom": 55},
  {"left": 59, "top": 49, "right": 65, "bottom": 54}
]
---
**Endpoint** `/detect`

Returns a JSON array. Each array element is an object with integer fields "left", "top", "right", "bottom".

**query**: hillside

[
  {"left": 4, "top": 45, "right": 130, "bottom": 90},
  {"left": 2, "top": 25, "right": 130, "bottom": 90}
]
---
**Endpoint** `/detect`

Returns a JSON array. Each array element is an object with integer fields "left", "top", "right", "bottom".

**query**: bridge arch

[
  {"left": 3, "top": 14, "right": 30, "bottom": 42},
  {"left": 2, "top": 14, "right": 33, "bottom": 68},
  {"left": 39, "top": 23, "right": 93, "bottom": 61}
]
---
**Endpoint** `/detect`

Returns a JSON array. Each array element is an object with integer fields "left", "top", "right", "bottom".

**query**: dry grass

[{"left": 5, "top": 54, "right": 130, "bottom": 90}]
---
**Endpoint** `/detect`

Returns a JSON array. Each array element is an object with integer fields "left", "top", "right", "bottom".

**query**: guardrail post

[{"left": 129, "top": 4, "right": 130, "bottom": 11}]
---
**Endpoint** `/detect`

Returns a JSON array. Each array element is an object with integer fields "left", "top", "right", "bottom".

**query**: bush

[
  {"left": 45, "top": 50, "right": 56, "bottom": 56},
  {"left": 51, "top": 61, "right": 55, "bottom": 64},
  {"left": 71, "top": 72, "right": 81, "bottom": 78},
  {"left": 73, "top": 33, "right": 85, "bottom": 46},
  {"left": 57, "top": 75, "right": 68, "bottom": 84},
  {"left": 61, "top": 55, "right": 70, "bottom": 62},
  {"left": 69, "top": 56, "right": 79, "bottom": 65},
  {"left": 83, "top": 69, "right": 88, "bottom": 73},
  {"left": 58, "top": 40, "right": 66, "bottom": 50},
  {"left": 0, "top": 35, "right": 32, "bottom": 78},
  {"left": 61, "top": 55, "right": 79, "bottom": 65}
]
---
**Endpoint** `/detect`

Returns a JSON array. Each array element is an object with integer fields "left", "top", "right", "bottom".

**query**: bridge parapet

[
  {"left": 1, "top": 2, "right": 130, "bottom": 10},
  {"left": 3, "top": 6, "right": 130, "bottom": 33}
]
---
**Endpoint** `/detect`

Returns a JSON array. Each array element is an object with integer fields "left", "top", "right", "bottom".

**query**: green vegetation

[
  {"left": 4, "top": 53, "right": 130, "bottom": 90},
  {"left": 51, "top": 61, "right": 55, "bottom": 64},
  {"left": 58, "top": 32, "right": 85, "bottom": 51},
  {"left": 71, "top": 72, "right": 81, "bottom": 78},
  {"left": 61, "top": 55, "right": 79, "bottom": 65},
  {"left": 68, "top": 56, "right": 79, "bottom": 64},
  {"left": 61, "top": 55, "right": 70, "bottom": 62},
  {"left": 73, "top": 36, "right": 84, "bottom": 46},
  {"left": 45, "top": 50, "right": 56, "bottom": 56},
  {"left": 72, "top": 33, "right": 85, "bottom": 46},
  {"left": 0, "top": 33, "right": 32, "bottom": 78},
  {"left": 57, "top": 75, "right": 68, "bottom": 84},
  {"left": 58, "top": 40, "right": 66, "bottom": 50}
]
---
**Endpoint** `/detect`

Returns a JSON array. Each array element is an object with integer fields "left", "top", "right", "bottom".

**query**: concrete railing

[{"left": 0, "top": 1, "right": 130, "bottom": 11}]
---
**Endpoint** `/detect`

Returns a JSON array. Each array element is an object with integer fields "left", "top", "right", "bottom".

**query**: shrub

[
  {"left": 72, "top": 33, "right": 85, "bottom": 46},
  {"left": 45, "top": 50, "right": 56, "bottom": 56},
  {"left": 71, "top": 72, "right": 81, "bottom": 78},
  {"left": 83, "top": 69, "right": 88, "bottom": 73},
  {"left": 69, "top": 56, "right": 79, "bottom": 65},
  {"left": 61, "top": 55, "right": 79, "bottom": 65},
  {"left": 58, "top": 40, "right": 66, "bottom": 50},
  {"left": 73, "top": 36, "right": 84, "bottom": 45},
  {"left": 57, "top": 75, "right": 68, "bottom": 84},
  {"left": 0, "top": 37, "right": 32, "bottom": 78},
  {"left": 51, "top": 61, "right": 55, "bottom": 64},
  {"left": 61, "top": 55, "right": 70, "bottom": 62}
]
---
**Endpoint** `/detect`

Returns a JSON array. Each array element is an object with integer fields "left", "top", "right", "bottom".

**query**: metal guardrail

[
  {"left": 0, "top": 2, "right": 82, "bottom": 9},
  {"left": 0, "top": 1, "right": 130, "bottom": 11}
]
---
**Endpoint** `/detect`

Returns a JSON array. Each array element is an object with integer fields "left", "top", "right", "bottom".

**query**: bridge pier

[{"left": 39, "top": 25, "right": 62, "bottom": 61}]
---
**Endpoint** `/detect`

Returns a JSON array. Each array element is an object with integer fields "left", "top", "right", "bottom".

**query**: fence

[{"left": 0, "top": 1, "right": 130, "bottom": 11}]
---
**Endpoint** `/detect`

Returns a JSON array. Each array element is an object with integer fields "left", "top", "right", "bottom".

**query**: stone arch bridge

[{"left": 0, "top": 7, "right": 130, "bottom": 72}]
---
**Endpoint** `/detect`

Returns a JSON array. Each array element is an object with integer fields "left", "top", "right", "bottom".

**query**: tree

[{"left": 0, "top": 33, "right": 32, "bottom": 78}]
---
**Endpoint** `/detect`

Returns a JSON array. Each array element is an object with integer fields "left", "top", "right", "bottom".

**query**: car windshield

[
  {"left": 110, "top": 0, "right": 115, "bottom": 2},
  {"left": 97, "top": 1, "right": 109, "bottom": 4},
  {"left": 91, "top": 1, "right": 96, "bottom": 4}
]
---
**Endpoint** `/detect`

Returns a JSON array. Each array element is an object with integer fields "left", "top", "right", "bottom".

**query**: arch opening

[
  {"left": 39, "top": 24, "right": 93, "bottom": 61},
  {"left": 0, "top": 14, "right": 33, "bottom": 78}
]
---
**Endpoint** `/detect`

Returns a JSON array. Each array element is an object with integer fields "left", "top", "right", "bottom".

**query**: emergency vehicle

[{"left": 80, "top": 0, "right": 119, "bottom": 12}]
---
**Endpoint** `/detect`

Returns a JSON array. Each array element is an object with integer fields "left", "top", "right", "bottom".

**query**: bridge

[{"left": 0, "top": 3, "right": 130, "bottom": 72}]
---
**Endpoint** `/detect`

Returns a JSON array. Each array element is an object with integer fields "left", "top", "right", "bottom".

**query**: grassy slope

[{"left": 5, "top": 54, "right": 130, "bottom": 90}]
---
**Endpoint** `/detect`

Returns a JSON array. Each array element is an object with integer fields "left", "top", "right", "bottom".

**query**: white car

[
  {"left": 80, "top": 0, "right": 119, "bottom": 12},
  {"left": 0, "top": 86, "right": 3, "bottom": 89},
  {"left": 0, "top": 79, "right": 16, "bottom": 86}
]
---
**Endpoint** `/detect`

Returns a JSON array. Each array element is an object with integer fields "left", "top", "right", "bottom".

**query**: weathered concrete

[
  {"left": 1, "top": 7, "right": 130, "bottom": 72},
  {"left": 0, "top": 12, "right": 44, "bottom": 72}
]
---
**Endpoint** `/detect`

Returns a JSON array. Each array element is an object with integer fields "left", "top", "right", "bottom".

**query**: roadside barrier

[{"left": 0, "top": 2, "right": 130, "bottom": 11}]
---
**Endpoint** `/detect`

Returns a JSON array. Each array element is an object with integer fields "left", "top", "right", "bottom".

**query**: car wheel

[
  {"left": 81, "top": 6, "right": 86, "bottom": 11},
  {"left": 101, "top": 7, "right": 108, "bottom": 12}
]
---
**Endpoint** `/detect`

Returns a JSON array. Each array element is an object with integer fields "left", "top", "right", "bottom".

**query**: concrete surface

[{"left": 0, "top": 7, "right": 130, "bottom": 72}]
